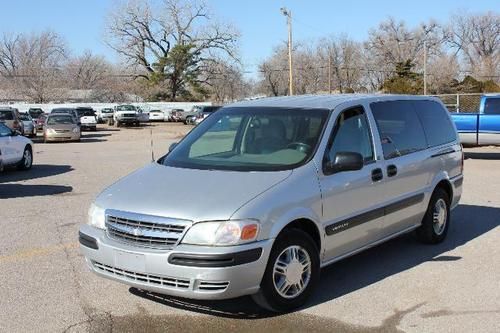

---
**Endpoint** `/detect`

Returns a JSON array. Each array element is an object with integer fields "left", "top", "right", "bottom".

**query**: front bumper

[
  {"left": 79, "top": 224, "right": 273, "bottom": 300},
  {"left": 81, "top": 123, "right": 96, "bottom": 129},
  {"left": 116, "top": 117, "right": 139, "bottom": 123},
  {"left": 45, "top": 132, "right": 80, "bottom": 142}
]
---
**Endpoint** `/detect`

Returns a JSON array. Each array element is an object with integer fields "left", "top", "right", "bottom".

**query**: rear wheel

[
  {"left": 17, "top": 146, "right": 33, "bottom": 170},
  {"left": 252, "top": 229, "right": 320, "bottom": 312},
  {"left": 416, "top": 188, "right": 450, "bottom": 244}
]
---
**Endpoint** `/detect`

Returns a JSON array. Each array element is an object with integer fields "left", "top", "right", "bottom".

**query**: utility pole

[
  {"left": 328, "top": 51, "right": 332, "bottom": 94},
  {"left": 423, "top": 40, "right": 427, "bottom": 95},
  {"left": 281, "top": 7, "right": 293, "bottom": 96}
]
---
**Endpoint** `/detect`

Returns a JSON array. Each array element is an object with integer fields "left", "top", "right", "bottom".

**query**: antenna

[{"left": 150, "top": 127, "right": 155, "bottom": 162}]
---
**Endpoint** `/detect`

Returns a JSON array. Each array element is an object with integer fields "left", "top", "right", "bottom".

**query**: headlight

[
  {"left": 72, "top": 127, "right": 80, "bottom": 133},
  {"left": 181, "top": 220, "right": 259, "bottom": 246},
  {"left": 46, "top": 128, "right": 55, "bottom": 134},
  {"left": 87, "top": 203, "right": 106, "bottom": 229}
]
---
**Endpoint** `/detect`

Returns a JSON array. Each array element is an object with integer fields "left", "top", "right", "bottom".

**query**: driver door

[{"left": 318, "top": 105, "right": 387, "bottom": 261}]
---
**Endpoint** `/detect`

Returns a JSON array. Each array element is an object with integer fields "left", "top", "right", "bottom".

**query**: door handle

[
  {"left": 371, "top": 168, "right": 383, "bottom": 182},
  {"left": 387, "top": 164, "right": 398, "bottom": 177}
]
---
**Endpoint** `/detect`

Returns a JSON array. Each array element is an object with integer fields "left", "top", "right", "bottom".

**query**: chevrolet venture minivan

[{"left": 80, "top": 95, "right": 463, "bottom": 312}]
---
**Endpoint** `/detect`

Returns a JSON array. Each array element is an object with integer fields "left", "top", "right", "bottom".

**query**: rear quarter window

[
  {"left": 412, "top": 100, "right": 457, "bottom": 147},
  {"left": 370, "top": 100, "right": 428, "bottom": 159}
]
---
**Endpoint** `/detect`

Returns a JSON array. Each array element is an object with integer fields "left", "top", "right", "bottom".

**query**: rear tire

[
  {"left": 251, "top": 229, "right": 320, "bottom": 312},
  {"left": 416, "top": 188, "right": 450, "bottom": 244},
  {"left": 17, "top": 146, "right": 33, "bottom": 170}
]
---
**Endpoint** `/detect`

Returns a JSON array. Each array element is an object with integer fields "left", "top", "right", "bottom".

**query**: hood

[{"left": 96, "top": 163, "right": 292, "bottom": 222}]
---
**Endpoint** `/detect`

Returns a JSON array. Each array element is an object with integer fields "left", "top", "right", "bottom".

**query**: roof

[{"left": 228, "top": 94, "right": 440, "bottom": 110}]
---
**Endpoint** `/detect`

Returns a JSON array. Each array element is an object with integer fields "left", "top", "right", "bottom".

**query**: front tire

[
  {"left": 252, "top": 229, "right": 320, "bottom": 312},
  {"left": 416, "top": 188, "right": 450, "bottom": 244},
  {"left": 17, "top": 146, "right": 33, "bottom": 170}
]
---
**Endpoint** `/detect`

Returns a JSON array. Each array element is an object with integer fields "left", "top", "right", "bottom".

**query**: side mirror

[
  {"left": 324, "top": 152, "right": 364, "bottom": 174},
  {"left": 169, "top": 142, "right": 178, "bottom": 152}
]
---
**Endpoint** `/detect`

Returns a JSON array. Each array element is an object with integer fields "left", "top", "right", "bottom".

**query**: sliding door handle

[
  {"left": 371, "top": 168, "right": 383, "bottom": 182},
  {"left": 387, "top": 164, "right": 398, "bottom": 177}
]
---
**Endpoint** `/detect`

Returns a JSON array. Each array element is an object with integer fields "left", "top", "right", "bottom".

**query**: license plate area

[{"left": 114, "top": 250, "right": 146, "bottom": 273}]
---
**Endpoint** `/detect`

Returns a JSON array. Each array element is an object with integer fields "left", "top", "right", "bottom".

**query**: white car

[
  {"left": 149, "top": 110, "right": 165, "bottom": 122},
  {"left": 0, "top": 122, "right": 33, "bottom": 171}
]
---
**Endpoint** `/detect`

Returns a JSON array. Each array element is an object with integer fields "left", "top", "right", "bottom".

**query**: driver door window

[{"left": 326, "top": 106, "right": 374, "bottom": 164}]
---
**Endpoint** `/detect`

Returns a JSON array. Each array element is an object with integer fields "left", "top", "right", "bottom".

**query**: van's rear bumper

[
  {"left": 79, "top": 224, "right": 273, "bottom": 300},
  {"left": 450, "top": 174, "right": 463, "bottom": 209}
]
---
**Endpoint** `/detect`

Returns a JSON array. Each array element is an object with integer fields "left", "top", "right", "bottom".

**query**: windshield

[
  {"left": 116, "top": 105, "right": 136, "bottom": 111},
  {"left": 47, "top": 115, "right": 75, "bottom": 125},
  {"left": 19, "top": 114, "right": 31, "bottom": 121},
  {"left": 0, "top": 110, "right": 14, "bottom": 120},
  {"left": 163, "top": 107, "right": 329, "bottom": 171},
  {"left": 77, "top": 109, "right": 95, "bottom": 117}
]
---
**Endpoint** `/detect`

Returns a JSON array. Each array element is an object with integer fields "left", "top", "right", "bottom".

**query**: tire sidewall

[
  {"left": 419, "top": 188, "right": 451, "bottom": 243},
  {"left": 19, "top": 146, "right": 32, "bottom": 170},
  {"left": 259, "top": 229, "right": 320, "bottom": 312}
]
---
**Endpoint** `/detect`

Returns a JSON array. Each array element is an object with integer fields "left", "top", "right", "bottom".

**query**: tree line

[
  {"left": 258, "top": 11, "right": 499, "bottom": 96},
  {"left": 0, "top": 0, "right": 498, "bottom": 103}
]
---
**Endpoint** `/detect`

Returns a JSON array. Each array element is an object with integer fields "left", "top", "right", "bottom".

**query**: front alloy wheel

[
  {"left": 252, "top": 228, "right": 319, "bottom": 312},
  {"left": 273, "top": 246, "right": 312, "bottom": 299}
]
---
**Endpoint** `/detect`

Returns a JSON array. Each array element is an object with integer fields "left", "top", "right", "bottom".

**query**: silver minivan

[{"left": 80, "top": 95, "right": 463, "bottom": 312}]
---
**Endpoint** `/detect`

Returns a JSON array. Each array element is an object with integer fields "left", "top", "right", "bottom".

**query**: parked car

[
  {"left": 184, "top": 114, "right": 198, "bottom": 125},
  {"left": 35, "top": 114, "right": 48, "bottom": 131},
  {"left": 43, "top": 114, "right": 81, "bottom": 143},
  {"left": 451, "top": 94, "right": 500, "bottom": 146},
  {"left": 163, "top": 108, "right": 173, "bottom": 122},
  {"left": 114, "top": 105, "right": 140, "bottom": 127},
  {"left": 18, "top": 113, "right": 37, "bottom": 137},
  {"left": 149, "top": 109, "right": 165, "bottom": 122},
  {"left": 180, "top": 105, "right": 203, "bottom": 122},
  {"left": 193, "top": 105, "right": 222, "bottom": 125},
  {"left": 75, "top": 107, "right": 97, "bottom": 131},
  {"left": 168, "top": 109, "right": 184, "bottom": 122},
  {"left": 80, "top": 95, "right": 463, "bottom": 312},
  {"left": 97, "top": 108, "right": 114, "bottom": 123},
  {"left": 51, "top": 108, "right": 79, "bottom": 123},
  {"left": 0, "top": 122, "right": 33, "bottom": 170},
  {"left": 28, "top": 108, "right": 44, "bottom": 120},
  {"left": 0, "top": 107, "right": 24, "bottom": 135}
]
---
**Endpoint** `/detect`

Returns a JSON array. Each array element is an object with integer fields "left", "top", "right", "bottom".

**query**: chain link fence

[{"left": 432, "top": 93, "right": 483, "bottom": 113}]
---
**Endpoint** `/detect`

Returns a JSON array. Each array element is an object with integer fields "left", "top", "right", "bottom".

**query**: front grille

[
  {"left": 121, "top": 113, "right": 136, "bottom": 118},
  {"left": 105, "top": 211, "right": 190, "bottom": 249},
  {"left": 55, "top": 129, "right": 70, "bottom": 133},
  {"left": 92, "top": 261, "right": 190, "bottom": 289}
]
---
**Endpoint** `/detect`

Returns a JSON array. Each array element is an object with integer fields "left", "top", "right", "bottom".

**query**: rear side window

[
  {"left": 413, "top": 100, "right": 456, "bottom": 147},
  {"left": 484, "top": 98, "right": 500, "bottom": 115},
  {"left": 371, "top": 101, "right": 427, "bottom": 159}
]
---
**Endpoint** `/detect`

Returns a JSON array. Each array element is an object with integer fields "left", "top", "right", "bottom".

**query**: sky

[{"left": 0, "top": 0, "right": 498, "bottom": 77}]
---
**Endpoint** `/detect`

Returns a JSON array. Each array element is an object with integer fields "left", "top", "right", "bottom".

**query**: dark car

[{"left": 28, "top": 108, "right": 44, "bottom": 120}]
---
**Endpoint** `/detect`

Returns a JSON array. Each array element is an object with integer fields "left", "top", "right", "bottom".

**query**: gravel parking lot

[{"left": 1, "top": 123, "right": 499, "bottom": 333}]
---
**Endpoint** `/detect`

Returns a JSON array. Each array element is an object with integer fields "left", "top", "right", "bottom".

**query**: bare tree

[
  {"left": 257, "top": 46, "right": 289, "bottom": 96},
  {"left": 105, "top": 0, "right": 239, "bottom": 100},
  {"left": 65, "top": 51, "right": 110, "bottom": 90},
  {"left": 204, "top": 59, "right": 249, "bottom": 102},
  {"left": 446, "top": 11, "right": 500, "bottom": 80},
  {"left": 318, "top": 36, "right": 364, "bottom": 93}
]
